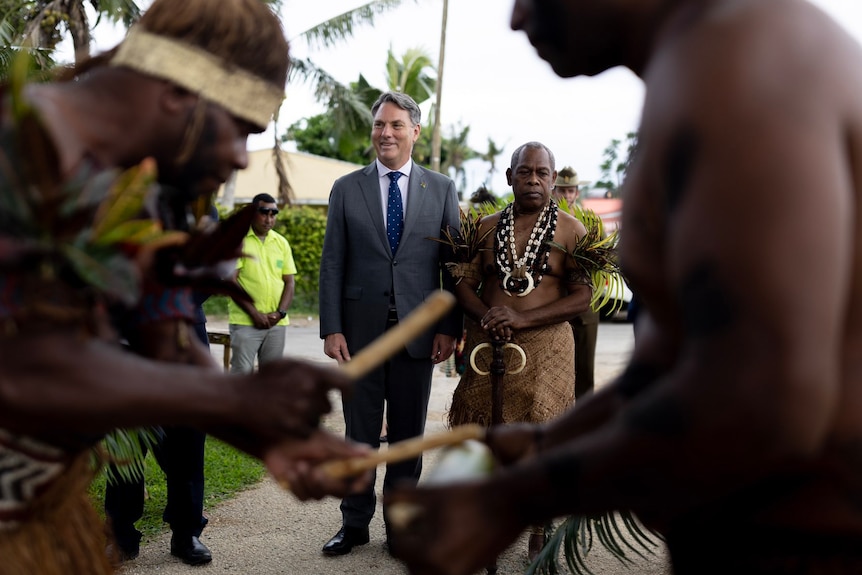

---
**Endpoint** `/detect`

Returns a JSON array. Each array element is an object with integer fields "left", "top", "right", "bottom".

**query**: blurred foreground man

[
  {"left": 386, "top": 1, "right": 862, "bottom": 574},
  {"left": 0, "top": 1, "right": 368, "bottom": 573}
]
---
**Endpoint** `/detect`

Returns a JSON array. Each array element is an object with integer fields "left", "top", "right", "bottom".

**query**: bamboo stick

[
  {"left": 278, "top": 290, "right": 461, "bottom": 491},
  {"left": 340, "top": 290, "right": 456, "bottom": 380},
  {"left": 319, "top": 424, "right": 485, "bottom": 479}
]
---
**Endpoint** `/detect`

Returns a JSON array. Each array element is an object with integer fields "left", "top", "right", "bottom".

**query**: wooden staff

[
  {"left": 486, "top": 342, "right": 507, "bottom": 575},
  {"left": 340, "top": 290, "right": 455, "bottom": 380},
  {"left": 490, "top": 341, "right": 507, "bottom": 425},
  {"left": 318, "top": 424, "right": 485, "bottom": 479}
]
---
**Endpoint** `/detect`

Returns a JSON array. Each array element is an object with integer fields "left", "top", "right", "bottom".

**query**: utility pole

[{"left": 431, "top": 0, "right": 448, "bottom": 174}]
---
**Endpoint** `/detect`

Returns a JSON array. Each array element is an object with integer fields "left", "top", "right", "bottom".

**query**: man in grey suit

[{"left": 318, "top": 91, "right": 462, "bottom": 556}]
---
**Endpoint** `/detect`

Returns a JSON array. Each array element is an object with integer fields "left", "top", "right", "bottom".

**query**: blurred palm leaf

[
  {"left": 549, "top": 200, "right": 625, "bottom": 314},
  {"left": 428, "top": 203, "right": 497, "bottom": 282},
  {"left": 97, "top": 427, "right": 161, "bottom": 484},
  {"left": 90, "top": 157, "right": 159, "bottom": 242},
  {"left": 528, "top": 512, "right": 662, "bottom": 575}
]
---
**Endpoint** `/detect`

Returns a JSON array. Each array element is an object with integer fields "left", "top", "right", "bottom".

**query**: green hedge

[{"left": 274, "top": 206, "right": 326, "bottom": 314}]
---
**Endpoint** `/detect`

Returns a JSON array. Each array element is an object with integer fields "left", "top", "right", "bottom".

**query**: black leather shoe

[
  {"left": 322, "top": 526, "right": 370, "bottom": 556},
  {"left": 170, "top": 535, "right": 212, "bottom": 566}
]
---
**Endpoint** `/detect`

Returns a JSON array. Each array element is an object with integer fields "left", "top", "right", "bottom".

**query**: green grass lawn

[{"left": 90, "top": 437, "right": 265, "bottom": 541}]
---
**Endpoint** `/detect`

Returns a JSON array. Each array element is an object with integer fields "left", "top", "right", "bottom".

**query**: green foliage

[
  {"left": 550, "top": 201, "right": 625, "bottom": 314},
  {"left": 89, "top": 438, "right": 265, "bottom": 541},
  {"left": 527, "top": 513, "right": 662, "bottom": 575},
  {"left": 202, "top": 294, "right": 229, "bottom": 317},
  {"left": 98, "top": 428, "right": 161, "bottom": 485},
  {"left": 285, "top": 113, "right": 371, "bottom": 165},
  {"left": 274, "top": 206, "right": 327, "bottom": 314},
  {"left": 594, "top": 132, "right": 638, "bottom": 198},
  {"left": 285, "top": 42, "right": 500, "bottom": 199},
  {"left": 386, "top": 45, "right": 435, "bottom": 102}
]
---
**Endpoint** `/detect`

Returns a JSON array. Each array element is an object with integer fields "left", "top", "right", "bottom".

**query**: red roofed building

[{"left": 581, "top": 197, "right": 624, "bottom": 232}]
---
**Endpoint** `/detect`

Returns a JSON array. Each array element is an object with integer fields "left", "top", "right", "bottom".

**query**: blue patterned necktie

[{"left": 386, "top": 171, "right": 404, "bottom": 254}]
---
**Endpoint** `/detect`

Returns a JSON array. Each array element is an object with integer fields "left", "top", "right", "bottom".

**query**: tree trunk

[
  {"left": 65, "top": 0, "right": 91, "bottom": 64},
  {"left": 430, "top": 0, "right": 448, "bottom": 175}
]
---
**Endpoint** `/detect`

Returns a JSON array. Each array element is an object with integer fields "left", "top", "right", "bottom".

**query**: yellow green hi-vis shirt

[{"left": 228, "top": 228, "right": 297, "bottom": 326}]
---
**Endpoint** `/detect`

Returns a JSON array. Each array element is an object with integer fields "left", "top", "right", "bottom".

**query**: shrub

[{"left": 274, "top": 206, "right": 326, "bottom": 314}]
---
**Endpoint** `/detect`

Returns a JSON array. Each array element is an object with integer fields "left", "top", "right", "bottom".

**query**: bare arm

[
  {"left": 278, "top": 274, "right": 295, "bottom": 315},
  {"left": 0, "top": 330, "right": 351, "bottom": 446}
]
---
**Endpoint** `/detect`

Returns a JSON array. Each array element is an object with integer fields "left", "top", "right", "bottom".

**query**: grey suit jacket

[{"left": 319, "top": 162, "right": 462, "bottom": 358}]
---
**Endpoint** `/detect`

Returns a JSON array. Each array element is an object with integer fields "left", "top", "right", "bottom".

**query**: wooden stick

[
  {"left": 318, "top": 424, "right": 486, "bottom": 479},
  {"left": 278, "top": 291, "right": 458, "bottom": 492},
  {"left": 340, "top": 290, "right": 456, "bottom": 380}
]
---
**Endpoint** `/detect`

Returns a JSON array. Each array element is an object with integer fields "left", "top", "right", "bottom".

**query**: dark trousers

[
  {"left": 572, "top": 315, "right": 598, "bottom": 399},
  {"left": 106, "top": 318, "right": 210, "bottom": 550},
  {"left": 339, "top": 321, "right": 434, "bottom": 528},
  {"left": 105, "top": 426, "right": 207, "bottom": 549}
]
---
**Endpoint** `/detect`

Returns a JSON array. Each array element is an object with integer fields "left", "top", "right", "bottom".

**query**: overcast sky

[
  {"left": 75, "top": 0, "right": 862, "bottom": 197},
  {"left": 272, "top": 0, "right": 862, "bottom": 196}
]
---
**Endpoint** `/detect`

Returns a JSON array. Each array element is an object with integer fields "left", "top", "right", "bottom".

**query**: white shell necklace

[{"left": 495, "top": 201, "right": 558, "bottom": 297}]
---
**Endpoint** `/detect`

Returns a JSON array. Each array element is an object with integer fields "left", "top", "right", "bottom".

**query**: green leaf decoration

[
  {"left": 177, "top": 203, "right": 256, "bottom": 269},
  {"left": 550, "top": 202, "right": 627, "bottom": 313},
  {"left": 61, "top": 244, "right": 141, "bottom": 306},
  {"left": 97, "top": 428, "right": 162, "bottom": 485},
  {"left": 92, "top": 218, "right": 165, "bottom": 247},
  {"left": 0, "top": 51, "right": 48, "bottom": 230},
  {"left": 58, "top": 164, "right": 117, "bottom": 220},
  {"left": 527, "top": 512, "right": 663, "bottom": 575},
  {"left": 90, "top": 157, "right": 158, "bottom": 242},
  {"left": 428, "top": 202, "right": 497, "bottom": 264}
]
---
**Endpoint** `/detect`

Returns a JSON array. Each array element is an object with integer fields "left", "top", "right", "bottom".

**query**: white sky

[{"left": 68, "top": 0, "right": 862, "bottom": 197}]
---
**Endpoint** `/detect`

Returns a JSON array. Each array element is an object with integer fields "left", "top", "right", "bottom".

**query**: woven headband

[{"left": 110, "top": 28, "right": 284, "bottom": 129}]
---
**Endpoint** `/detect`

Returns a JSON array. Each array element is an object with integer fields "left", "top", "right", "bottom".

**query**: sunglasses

[{"left": 257, "top": 207, "right": 279, "bottom": 217}]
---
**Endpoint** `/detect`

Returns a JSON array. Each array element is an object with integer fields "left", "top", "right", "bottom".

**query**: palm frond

[
  {"left": 296, "top": 0, "right": 414, "bottom": 49},
  {"left": 429, "top": 203, "right": 496, "bottom": 262},
  {"left": 527, "top": 512, "right": 663, "bottom": 575},
  {"left": 288, "top": 58, "right": 374, "bottom": 138},
  {"left": 550, "top": 202, "right": 626, "bottom": 314},
  {"left": 95, "top": 427, "right": 162, "bottom": 484}
]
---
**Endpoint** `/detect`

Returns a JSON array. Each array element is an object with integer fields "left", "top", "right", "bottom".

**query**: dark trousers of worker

[
  {"left": 339, "top": 321, "right": 434, "bottom": 528},
  {"left": 105, "top": 426, "right": 207, "bottom": 550},
  {"left": 572, "top": 318, "right": 598, "bottom": 400}
]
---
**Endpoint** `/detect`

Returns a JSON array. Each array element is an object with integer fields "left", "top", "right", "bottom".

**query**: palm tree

[
  {"left": 386, "top": 46, "right": 435, "bottom": 101},
  {"left": 430, "top": 0, "right": 447, "bottom": 173},
  {"left": 286, "top": 0, "right": 415, "bottom": 144},
  {"left": 0, "top": 0, "right": 142, "bottom": 76},
  {"left": 479, "top": 137, "right": 505, "bottom": 189},
  {"left": 0, "top": 0, "right": 289, "bottom": 77},
  {"left": 440, "top": 123, "right": 475, "bottom": 196}
]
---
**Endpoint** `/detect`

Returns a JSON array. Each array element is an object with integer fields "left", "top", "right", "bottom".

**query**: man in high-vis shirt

[{"left": 228, "top": 193, "right": 297, "bottom": 373}]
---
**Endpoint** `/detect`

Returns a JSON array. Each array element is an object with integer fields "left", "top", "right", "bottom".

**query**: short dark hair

[
  {"left": 510, "top": 141, "right": 556, "bottom": 172},
  {"left": 253, "top": 193, "right": 277, "bottom": 207},
  {"left": 371, "top": 92, "right": 422, "bottom": 126}
]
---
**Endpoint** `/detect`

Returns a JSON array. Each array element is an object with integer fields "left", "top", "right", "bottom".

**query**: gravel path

[{"left": 119, "top": 320, "right": 671, "bottom": 575}]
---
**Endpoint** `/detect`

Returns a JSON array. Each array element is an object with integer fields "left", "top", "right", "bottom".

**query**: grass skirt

[
  {"left": 0, "top": 451, "right": 114, "bottom": 575},
  {"left": 448, "top": 318, "right": 574, "bottom": 427}
]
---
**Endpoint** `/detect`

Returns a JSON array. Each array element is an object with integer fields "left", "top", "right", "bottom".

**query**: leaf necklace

[{"left": 495, "top": 201, "right": 557, "bottom": 297}]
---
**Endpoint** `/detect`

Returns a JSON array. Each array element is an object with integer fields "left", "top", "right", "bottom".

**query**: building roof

[
  {"left": 581, "top": 197, "right": 623, "bottom": 232},
  {"left": 217, "top": 148, "right": 364, "bottom": 206}
]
